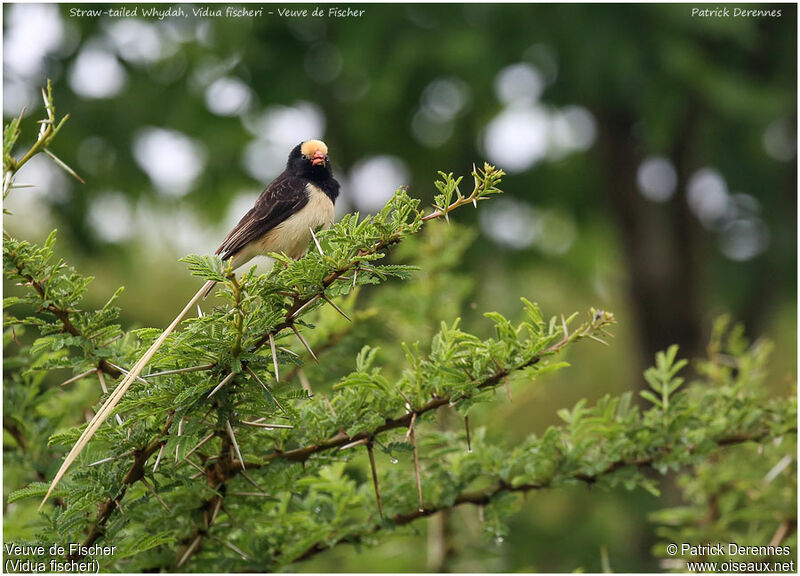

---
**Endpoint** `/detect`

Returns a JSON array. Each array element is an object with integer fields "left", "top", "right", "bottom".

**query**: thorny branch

[
  {"left": 167, "top": 314, "right": 610, "bottom": 568},
  {"left": 5, "top": 248, "right": 123, "bottom": 381},
  {"left": 74, "top": 411, "right": 175, "bottom": 556},
  {"left": 275, "top": 427, "right": 795, "bottom": 569},
  {"left": 254, "top": 316, "right": 601, "bottom": 466},
  {"left": 3, "top": 79, "right": 82, "bottom": 200},
  {"left": 28, "top": 164, "right": 551, "bottom": 564}
]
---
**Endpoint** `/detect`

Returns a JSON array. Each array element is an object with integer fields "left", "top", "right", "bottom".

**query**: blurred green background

[{"left": 3, "top": 2, "right": 796, "bottom": 572}]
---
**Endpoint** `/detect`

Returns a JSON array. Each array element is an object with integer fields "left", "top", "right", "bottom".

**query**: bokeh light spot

[
  {"left": 4, "top": 4, "right": 65, "bottom": 78},
  {"left": 421, "top": 76, "right": 470, "bottom": 121},
  {"left": 88, "top": 191, "right": 134, "bottom": 243},
  {"left": 637, "top": 156, "right": 677, "bottom": 203},
  {"left": 205, "top": 76, "right": 252, "bottom": 117},
  {"left": 132, "top": 127, "right": 207, "bottom": 196},
  {"left": 484, "top": 106, "right": 549, "bottom": 172},
  {"left": 687, "top": 168, "right": 729, "bottom": 228},
  {"left": 719, "top": 219, "right": 770, "bottom": 261},
  {"left": 69, "top": 42, "right": 127, "bottom": 99},
  {"left": 494, "top": 62, "right": 544, "bottom": 106},
  {"left": 105, "top": 19, "right": 165, "bottom": 65},
  {"left": 412, "top": 109, "right": 454, "bottom": 148},
  {"left": 242, "top": 102, "right": 326, "bottom": 182},
  {"left": 550, "top": 105, "right": 597, "bottom": 157},
  {"left": 479, "top": 197, "right": 538, "bottom": 250},
  {"left": 348, "top": 156, "right": 410, "bottom": 213}
]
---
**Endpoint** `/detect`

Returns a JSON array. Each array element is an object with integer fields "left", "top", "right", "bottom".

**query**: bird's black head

[
  {"left": 287, "top": 140, "right": 333, "bottom": 181},
  {"left": 286, "top": 139, "right": 339, "bottom": 202}
]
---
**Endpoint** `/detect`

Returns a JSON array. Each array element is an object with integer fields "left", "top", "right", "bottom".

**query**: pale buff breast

[{"left": 240, "top": 183, "right": 335, "bottom": 263}]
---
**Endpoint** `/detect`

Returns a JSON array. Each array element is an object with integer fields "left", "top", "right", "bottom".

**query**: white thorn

[{"left": 309, "top": 227, "right": 324, "bottom": 256}]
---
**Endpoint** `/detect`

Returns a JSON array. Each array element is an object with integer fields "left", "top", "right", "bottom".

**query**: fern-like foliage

[{"left": 3, "top": 90, "right": 795, "bottom": 573}]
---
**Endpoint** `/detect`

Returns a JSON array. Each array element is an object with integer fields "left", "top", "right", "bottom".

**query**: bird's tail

[
  {"left": 39, "top": 279, "right": 216, "bottom": 510},
  {"left": 201, "top": 280, "right": 217, "bottom": 299}
]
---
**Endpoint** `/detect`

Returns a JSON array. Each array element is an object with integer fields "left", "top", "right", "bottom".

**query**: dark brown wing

[{"left": 216, "top": 173, "right": 309, "bottom": 261}]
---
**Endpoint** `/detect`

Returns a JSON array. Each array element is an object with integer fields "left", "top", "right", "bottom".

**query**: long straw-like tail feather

[
  {"left": 39, "top": 280, "right": 215, "bottom": 510},
  {"left": 201, "top": 280, "right": 217, "bottom": 300}
]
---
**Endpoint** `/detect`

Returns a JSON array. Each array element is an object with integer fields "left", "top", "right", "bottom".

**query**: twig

[
  {"left": 152, "top": 444, "right": 165, "bottom": 474},
  {"left": 769, "top": 520, "right": 792, "bottom": 547},
  {"left": 59, "top": 368, "right": 96, "bottom": 387},
  {"left": 410, "top": 426, "right": 424, "bottom": 512},
  {"left": 106, "top": 362, "right": 150, "bottom": 385},
  {"left": 290, "top": 294, "right": 321, "bottom": 319},
  {"left": 322, "top": 394, "right": 337, "bottom": 418},
  {"left": 88, "top": 451, "right": 132, "bottom": 467},
  {"left": 240, "top": 421, "right": 293, "bottom": 429},
  {"left": 464, "top": 415, "right": 472, "bottom": 453},
  {"left": 298, "top": 368, "right": 314, "bottom": 397},
  {"left": 207, "top": 372, "right": 235, "bottom": 399},
  {"left": 145, "top": 364, "right": 215, "bottom": 378},
  {"left": 182, "top": 432, "right": 216, "bottom": 462},
  {"left": 230, "top": 491, "right": 272, "bottom": 498},
  {"left": 41, "top": 280, "right": 215, "bottom": 509},
  {"left": 140, "top": 477, "right": 170, "bottom": 512},
  {"left": 239, "top": 470, "right": 263, "bottom": 492},
  {"left": 366, "top": 441, "right": 383, "bottom": 518},
  {"left": 277, "top": 427, "right": 788, "bottom": 569},
  {"left": 4, "top": 81, "right": 79, "bottom": 198},
  {"left": 309, "top": 226, "right": 325, "bottom": 256},
  {"left": 226, "top": 420, "right": 246, "bottom": 470},
  {"left": 322, "top": 293, "right": 351, "bottom": 322},
  {"left": 252, "top": 350, "right": 551, "bottom": 466},
  {"left": 340, "top": 438, "right": 369, "bottom": 451},
  {"left": 43, "top": 149, "right": 84, "bottom": 183},
  {"left": 207, "top": 497, "right": 223, "bottom": 528},
  {"left": 247, "top": 169, "right": 505, "bottom": 360},
  {"left": 212, "top": 535, "right": 250, "bottom": 561},
  {"left": 74, "top": 411, "right": 175, "bottom": 556},
  {"left": 268, "top": 333, "right": 280, "bottom": 383},
  {"left": 405, "top": 412, "right": 417, "bottom": 442},
  {"left": 184, "top": 457, "right": 205, "bottom": 474},
  {"left": 97, "top": 370, "right": 124, "bottom": 425},
  {"left": 291, "top": 324, "right": 318, "bottom": 362},
  {"left": 245, "top": 365, "right": 286, "bottom": 414},
  {"left": 176, "top": 417, "right": 185, "bottom": 462},
  {"left": 177, "top": 535, "right": 202, "bottom": 568}
]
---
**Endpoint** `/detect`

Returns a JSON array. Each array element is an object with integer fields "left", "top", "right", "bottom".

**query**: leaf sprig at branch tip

[{"left": 3, "top": 79, "right": 83, "bottom": 202}]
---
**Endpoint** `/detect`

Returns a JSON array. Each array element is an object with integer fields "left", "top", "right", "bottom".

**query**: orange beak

[{"left": 311, "top": 150, "right": 326, "bottom": 166}]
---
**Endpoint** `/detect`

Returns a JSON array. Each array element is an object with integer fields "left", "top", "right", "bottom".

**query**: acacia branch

[
  {"left": 6, "top": 250, "right": 122, "bottom": 379},
  {"left": 174, "top": 433, "right": 243, "bottom": 568},
  {"left": 3, "top": 80, "right": 80, "bottom": 199},
  {"left": 254, "top": 317, "right": 600, "bottom": 467},
  {"left": 74, "top": 411, "right": 175, "bottom": 556},
  {"left": 275, "top": 427, "right": 796, "bottom": 569},
  {"left": 166, "top": 318, "right": 607, "bottom": 569}
]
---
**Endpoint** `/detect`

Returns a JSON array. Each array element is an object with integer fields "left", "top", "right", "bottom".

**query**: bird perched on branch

[
  {"left": 217, "top": 139, "right": 339, "bottom": 266},
  {"left": 42, "top": 139, "right": 340, "bottom": 508}
]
